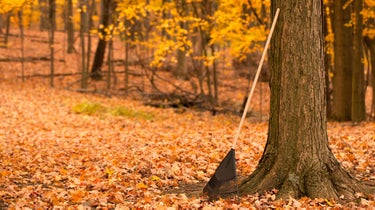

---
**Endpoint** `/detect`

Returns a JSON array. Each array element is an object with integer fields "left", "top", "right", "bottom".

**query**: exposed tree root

[{"left": 239, "top": 153, "right": 375, "bottom": 203}]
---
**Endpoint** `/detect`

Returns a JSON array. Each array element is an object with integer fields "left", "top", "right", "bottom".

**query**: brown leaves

[{"left": 0, "top": 81, "right": 375, "bottom": 208}]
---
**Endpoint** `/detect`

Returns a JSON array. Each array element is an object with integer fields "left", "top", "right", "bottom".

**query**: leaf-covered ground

[
  {"left": 1, "top": 80, "right": 375, "bottom": 209},
  {"left": 1, "top": 28, "right": 375, "bottom": 209}
]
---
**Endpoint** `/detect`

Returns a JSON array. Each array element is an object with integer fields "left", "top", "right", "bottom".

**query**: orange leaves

[
  {"left": 1, "top": 81, "right": 375, "bottom": 208},
  {"left": 136, "top": 182, "right": 148, "bottom": 189},
  {"left": 69, "top": 190, "right": 87, "bottom": 204}
]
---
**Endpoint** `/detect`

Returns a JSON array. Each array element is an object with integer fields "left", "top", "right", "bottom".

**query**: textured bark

[
  {"left": 175, "top": 48, "right": 188, "bottom": 79},
  {"left": 66, "top": 0, "right": 74, "bottom": 54},
  {"left": 351, "top": 0, "right": 366, "bottom": 122},
  {"left": 49, "top": 0, "right": 55, "bottom": 87},
  {"left": 373, "top": 49, "right": 375, "bottom": 119},
  {"left": 323, "top": 3, "right": 332, "bottom": 118},
  {"left": 239, "top": 0, "right": 375, "bottom": 200},
  {"left": 79, "top": 0, "right": 88, "bottom": 89},
  {"left": 91, "top": 0, "right": 115, "bottom": 80},
  {"left": 331, "top": 0, "right": 353, "bottom": 121},
  {"left": 18, "top": 10, "right": 25, "bottom": 82},
  {"left": 364, "top": 37, "right": 375, "bottom": 119},
  {"left": 174, "top": 4, "right": 188, "bottom": 80},
  {"left": 39, "top": 0, "right": 49, "bottom": 31}
]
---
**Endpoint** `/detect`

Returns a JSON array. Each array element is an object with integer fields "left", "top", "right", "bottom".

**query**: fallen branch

[
  {"left": 18, "top": 72, "right": 80, "bottom": 78},
  {"left": 0, "top": 56, "right": 65, "bottom": 62}
]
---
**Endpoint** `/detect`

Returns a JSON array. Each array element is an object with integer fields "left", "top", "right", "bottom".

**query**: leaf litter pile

[{"left": 1, "top": 80, "right": 375, "bottom": 209}]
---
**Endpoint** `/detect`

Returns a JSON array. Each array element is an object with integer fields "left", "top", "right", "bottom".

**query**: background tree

[
  {"left": 174, "top": 0, "right": 189, "bottom": 80},
  {"left": 79, "top": 0, "right": 88, "bottom": 89},
  {"left": 39, "top": 0, "right": 49, "bottom": 30},
  {"left": 66, "top": 0, "right": 74, "bottom": 53},
  {"left": 18, "top": 9, "right": 25, "bottom": 81},
  {"left": 91, "top": 0, "right": 115, "bottom": 80},
  {"left": 323, "top": 2, "right": 333, "bottom": 117},
  {"left": 2, "top": 0, "right": 374, "bottom": 121},
  {"left": 331, "top": 0, "right": 353, "bottom": 121},
  {"left": 363, "top": 1, "right": 375, "bottom": 119},
  {"left": 365, "top": 35, "right": 375, "bottom": 119},
  {"left": 239, "top": 0, "right": 375, "bottom": 199},
  {"left": 48, "top": 0, "right": 55, "bottom": 87},
  {"left": 351, "top": 0, "right": 366, "bottom": 122},
  {"left": 2, "top": 13, "right": 11, "bottom": 46}
]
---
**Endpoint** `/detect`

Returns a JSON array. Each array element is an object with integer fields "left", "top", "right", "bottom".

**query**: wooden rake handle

[{"left": 232, "top": 8, "right": 280, "bottom": 149}]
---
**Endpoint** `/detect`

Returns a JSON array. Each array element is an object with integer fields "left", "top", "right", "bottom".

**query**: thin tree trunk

[
  {"left": 193, "top": 1, "right": 214, "bottom": 103},
  {"left": 91, "top": 0, "right": 114, "bottom": 80},
  {"left": 176, "top": 48, "right": 187, "bottom": 79},
  {"left": 80, "top": 0, "right": 87, "bottom": 89},
  {"left": 66, "top": 0, "right": 74, "bottom": 53},
  {"left": 49, "top": 0, "right": 55, "bottom": 87},
  {"left": 364, "top": 37, "right": 375, "bottom": 119},
  {"left": 86, "top": 0, "right": 95, "bottom": 80},
  {"left": 27, "top": 2, "right": 35, "bottom": 29},
  {"left": 39, "top": 0, "right": 49, "bottom": 31},
  {"left": 107, "top": 40, "right": 112, "bottom": 89},
  {"left": 211, "top": 45, "right": 218, "bottom": 103},
  {"left": 174, "top": 1, "right": 188, "bottom": 80},
  {"left": 0, "top": 15, "right": 3, "bottom": 34},
  {"left": 331, "top": 0, "right": 353, "bottom": 121},
  {"left": 4, "top": 13, "right": 11, "bottom": 46},
  {"left": 323, "top": 3, "right": 332, "bottom": 118},
  {"left": 351, "top": 0, "right": 366, "bottom": 122},
  {"left": 18, "top": 10, "right": 25, "bottom": 82},
  {"left": 373, "top": 50, "right": 375, "bottom": 120},
  {"left": 124, "top": 21, "right": 129, "bottom": 95}
]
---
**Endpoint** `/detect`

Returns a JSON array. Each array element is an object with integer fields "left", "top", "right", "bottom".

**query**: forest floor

[{"left": 1, "top": 29, "right": 375, "bottom": 208}]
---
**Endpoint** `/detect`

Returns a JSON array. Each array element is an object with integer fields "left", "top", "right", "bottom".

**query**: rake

[{"left": 203, "top": 8, "right": 280, "bottom": 199}]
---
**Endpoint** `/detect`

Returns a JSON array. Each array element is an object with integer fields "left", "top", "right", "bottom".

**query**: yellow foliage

[
  {"left": 364, "top": 0, "right": 375, "bottom": 38},
  {"left": 0, "top": 0, "right": 32, "bottom": 13},
  {"left": 116, "top": 0, "right": 272, "bottom": 69}
]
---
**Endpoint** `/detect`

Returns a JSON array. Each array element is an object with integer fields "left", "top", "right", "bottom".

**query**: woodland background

[
  {"left": 0, "top": 0, "right": 375, "bottom": 208},
  {"left": 0, "top": 0, "right": 374, "bottom": 119}
]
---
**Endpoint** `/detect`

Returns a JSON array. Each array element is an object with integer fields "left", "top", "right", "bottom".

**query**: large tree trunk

[
  {"left": 351, "top": 0, "right": 366, "bottom": 122},
  {"left": 239, "top": 0, "right": 375, "bottom": 200},
  {"left": 330, "top": 0, "right": 353, "bottom": 121}
]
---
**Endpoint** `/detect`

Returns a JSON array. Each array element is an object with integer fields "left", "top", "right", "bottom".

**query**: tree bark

[
  {"left": 351, "top": 0, "right": 366, "bottom": 122},
  {"left": 323, "top": 3, "right": 332, "bottom": 118},
  {"left": 3, "top": 13, "right": 11, "bottom": 46},
  {"left": 0, "top": 14, "right": 3, "bottom": 34},
  {"left": 90, "top": 0, "right": 114, "bottom": 80},
  {"left": 364, "top": 37, "right": 375, "bottom": 119},
  {"left": 331, "top": 0, "right": 353, "bottom": 121},
  {"left": 176, "top": 47, "right": 188, "bottom": 79},
  {"left": 39, "top": 0, "right": 49, "bottom": 31},
  {"left": 18, "top": 10, "right": 25, "bottom": 82},
  {"left": 174, "top": 1, "right": 189, "bottom": 80},
  {"left": 79, "top": 0, "right": 88, "bottom": 89},
  {"left": 66, "top": 0, "right": 74, "bottom": 53},
  {"left": 48, "top": 0, "right": 55, "bottom": 87},
  {"left": 239, "top": 0, "right": 375, "bottom": 200},
  {"left": 373, "top": 46, "right": 375, "bottom": 120}
]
